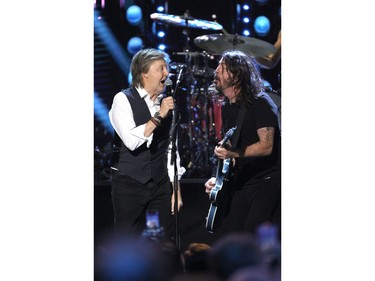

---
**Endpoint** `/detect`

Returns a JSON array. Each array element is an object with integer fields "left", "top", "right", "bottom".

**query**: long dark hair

[{"left": 221, "top": 50, "right": 264, "bottom": 107}]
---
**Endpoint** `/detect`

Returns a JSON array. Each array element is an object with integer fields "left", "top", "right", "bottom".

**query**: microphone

[
  {"left": 208, "top": 83, "right": 218, "bottom": 95},
  {"left": 164, "top": 77, "right": 173, "bottom": 97}
]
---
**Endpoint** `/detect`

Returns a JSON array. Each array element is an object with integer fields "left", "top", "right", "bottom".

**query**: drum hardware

[
  {"left": 169, "top": 62, "right": 187, "bottom": 77},
  {"left": 172, "top": 31, "right": 279, "bottom": 176},
  {"left": 150, "top": 11, "right": 227, "bottom": 176},
  {"left": 150, "top": 12, "right": 223, "bottom": 31},
  {"left": 151, "top": 10, "right": 224, "bottom": 52},
  {"left": 194, "top": 33, "right": 276, "bottom": 58},
  {"left": 173, "top": 51, "right": 217, "bottom": 59},
  {"left": 173, "top": 51, "right": 215, "bottom": 80},
  {"left": 173, "top": 51, "right": 203, "bottom": 57},
  {"left": 167, "top": 70, "right": 216, "bottom": 177}
]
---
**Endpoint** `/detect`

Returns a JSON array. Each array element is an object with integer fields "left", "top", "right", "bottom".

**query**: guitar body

[
  {"left": 205, "top": 180, "right": 232, "bottom": 232},
  {"left": 208, "top": 177, "right": 223, "bottom": 202},
  {"left": 205, "top": 127, "right": 236, "bottom": 233}
]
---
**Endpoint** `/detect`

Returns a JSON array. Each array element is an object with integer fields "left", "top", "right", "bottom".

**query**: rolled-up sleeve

[{"left": 108, "top": 92, "right": 153, "bottom": 150}]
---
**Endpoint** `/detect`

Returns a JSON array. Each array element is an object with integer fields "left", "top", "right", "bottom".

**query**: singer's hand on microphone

[{"left": 159, "top": 96, "right": 174, "bottom": 118}]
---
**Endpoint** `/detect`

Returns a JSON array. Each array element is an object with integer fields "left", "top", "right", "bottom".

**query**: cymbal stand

[
  {"left": 184, "top": 61, "right": 197, "bottom": 171},
  {"left": 200, "top": 53, "right": 211, "bottom": 143},
  {"left": 177, "top": 11, "right": 218, "bottom": 177},
  {"left": 187, "top": 53, "right": 216, "bottom": 176},
  {"left": 170, "top": 75, "right": 183, "bottom": 249},
  {"left": 182, "top": 10, "right": 192, "bottom": 52},
  {"left": 200, "top": 55, "right": 215, "bottom": 171},
  {"left": 179, "top": 10, "right": 198, "bottom": 171},
  {"left": 230, "top": 33, "right": 241, "bottom": 50}
]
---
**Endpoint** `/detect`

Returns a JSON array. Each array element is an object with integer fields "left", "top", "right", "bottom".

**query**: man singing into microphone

[{"left": 108, "top": 48, "right": 184, "bottom": 240}]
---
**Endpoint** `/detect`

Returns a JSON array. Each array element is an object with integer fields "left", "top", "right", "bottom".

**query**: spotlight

[
  {"left": 243, "top": 17, "right": 250, "bottom": 23},
  {"left": 127, "top": 36, "right": 143, "bottom": 54},
  {"left": 157, "top": 31, "right": 165, "bottom": 38},
  {"left": 254, "top": 16, "right": 270, "bottom": 36},
  {"left": 157, "top": 44, "right": 166, "bottom": 51},
  {"left": 242, "top": 29, "right": 250, "bottom": 36},
  {"left": 243, "top": 4, "right": 250, "bottom": 10},
  {"left": 126, "top": 5, "right": 142, "bottom": 25},
  {"left": 156, "top": 5, "right": 164, "bottom": 12}
]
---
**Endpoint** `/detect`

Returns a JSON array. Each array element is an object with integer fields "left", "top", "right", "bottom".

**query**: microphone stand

[{"left": 170, "top": 74, "right": 183, "bottom": 249}]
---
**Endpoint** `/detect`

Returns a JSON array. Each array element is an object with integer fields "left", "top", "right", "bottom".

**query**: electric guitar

[{"left": 206, "top": 126, "right": 237, "bottom": 232}]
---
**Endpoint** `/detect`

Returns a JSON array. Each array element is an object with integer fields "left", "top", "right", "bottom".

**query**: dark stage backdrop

[
  {"left": 94, "top": 0, "right": 281, "bottom": 179},
  {"left": 94, "top": 0, "right": 281, "bottom": 244}
]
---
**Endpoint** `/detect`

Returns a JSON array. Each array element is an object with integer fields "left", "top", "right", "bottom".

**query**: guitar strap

[{"left": 231, "top": 102, "right": 246, "bottom": 148}]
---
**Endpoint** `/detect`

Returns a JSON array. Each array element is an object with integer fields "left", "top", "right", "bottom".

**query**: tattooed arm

[
  {"left": 243, "top": 127, "right": 275, "bottom": 157},
  {"left": 215, "top": 127, "right": 275, "bottom": 159}
]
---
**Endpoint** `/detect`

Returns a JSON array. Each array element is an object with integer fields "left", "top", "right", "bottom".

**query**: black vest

[{"left": 111, "top": 87, "right": 172, "bottom": 184}]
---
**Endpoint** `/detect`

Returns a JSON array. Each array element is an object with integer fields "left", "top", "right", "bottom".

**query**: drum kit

[{"left": 150, "top": 11, "right": 279, "bottom": 177}]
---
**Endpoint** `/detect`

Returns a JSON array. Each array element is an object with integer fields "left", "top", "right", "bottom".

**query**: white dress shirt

[{"left": 109, "top": 87, "right": 185, "bottom": 180}]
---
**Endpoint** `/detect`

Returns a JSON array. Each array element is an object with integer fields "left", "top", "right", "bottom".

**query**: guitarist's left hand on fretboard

[
  {"left": 205, "top": 126, "right": 236, "bottom": 232},
  {"left": 215, "top": 146, "right": 232, "bottom": 160}
]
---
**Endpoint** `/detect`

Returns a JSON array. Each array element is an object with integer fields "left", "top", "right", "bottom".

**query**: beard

[{"left": 215, "top": 79, "right": 232, "bottom": 92}]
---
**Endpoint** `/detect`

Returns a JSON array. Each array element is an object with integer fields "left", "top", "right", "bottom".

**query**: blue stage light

[
  {"left": 157, "top": 31, "right": 165, "bottom": 38},
  {"left": 151, "top": 22, "right": 157, "bottom": 35},
  {"left": 243, "top": 4, "right": 250, "bottom": 11},
  {"left": 157, "top": 44, "right": 166, "bottom": 51},
  {"left": 263, "top": 79, "right": 271, "bottom": 88},
  {"left": 242, "top": 29, "right": 250, "bottom": 36},
  {"left": 127, "top": 37, "right": 143, "bottom": 54},
  {"left": 254, "top": 16, "right": 270, "bottom": 36},
  {"left": 94, "top": 92, "right": 113, "bottom": 133},
  {"left": 243, "top": 17, "right": 250, "bottom": 23},
  {"left": 156, "top": 6, "right": 164, "bottom": 12},
  {"left": 126, "top": 5, "right": 142, "bottom": 25},
  {"left": 128, "top": 72, "right": 133, "bottom": 85},
  {"left": 255, "top": 0, "right": 269, "bottom": 5}
]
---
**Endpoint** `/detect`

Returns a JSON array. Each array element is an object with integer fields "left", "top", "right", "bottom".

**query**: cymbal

[
  {"left": 172, "top": 51, "right": 203, "bottom": 57},
  {"left": 150, "top": 13, "right": 223, "bottom": 31},
  {"left": 194, "top": 33, "right": 276, "bottom": 57},
  {"left": 172, "top": 51, "right": 217, "bottom": 58}
]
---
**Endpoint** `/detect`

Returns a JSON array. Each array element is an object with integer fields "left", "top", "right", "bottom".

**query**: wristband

[
  {"left": 153, "top": 111, "right": 164, "bottom": 123},
  {"left": 150, "top": 117, "right": 160, "bottom": 126}
]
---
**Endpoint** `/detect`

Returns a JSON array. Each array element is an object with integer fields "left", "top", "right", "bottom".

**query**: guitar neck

[{"left": 215, "top": 158, "right": 223, "bottom": 178}]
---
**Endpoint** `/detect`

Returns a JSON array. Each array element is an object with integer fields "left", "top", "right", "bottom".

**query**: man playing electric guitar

[
  {"left": 204, "top": 50, "right": 281, "bottom": 238},
  {"left": 206, "top": 127, "right": 236, "bottom": 232}
]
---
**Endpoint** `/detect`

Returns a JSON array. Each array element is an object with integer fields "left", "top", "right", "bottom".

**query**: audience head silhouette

[
  {"left": 211, "top": 233, "right": 263, "bottom": 279},
  {"left": 95, "top": 236, "right": 165, "bottom": 281},
  {"left": 183, "top": 242, "right": 213, "bottom": 272}
]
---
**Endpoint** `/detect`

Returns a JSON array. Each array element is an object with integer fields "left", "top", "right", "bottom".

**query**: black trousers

[
  {"left": 220, "top": 176, "right": 281, "bottom": 235},
  {"left": 111, "top": 170, "right": 172, "bottom": 238}
]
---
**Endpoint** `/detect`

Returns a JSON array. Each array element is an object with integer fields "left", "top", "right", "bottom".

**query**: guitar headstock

[{"left": 220, "top": 126, "right": 237, "bottom": 147}]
